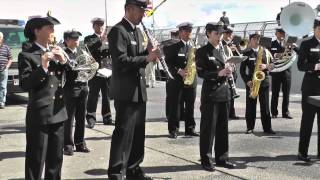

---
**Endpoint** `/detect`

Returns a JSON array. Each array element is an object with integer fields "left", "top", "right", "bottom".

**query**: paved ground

[{"left": 0, "top": 81, "right": 319, "bottom": 180}]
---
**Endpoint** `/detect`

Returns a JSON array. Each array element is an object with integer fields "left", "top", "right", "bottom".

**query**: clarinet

[
  {"left": 220, "top": 43, "right": 240, "bottom": 99},
  {"left": 141, "top": 22, "right": 174, "bottom": 79}
]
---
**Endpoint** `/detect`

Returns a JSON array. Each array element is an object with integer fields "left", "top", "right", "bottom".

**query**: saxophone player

[
  {"left": 62, "top": 30, "right": 90, "bottom": 156},
  {"left": 164, "top": 22, "right": 198, "bottom": 139},
  {"left": 196, "top": 22, "right": 236, "bottom": 171},
  {"left": 240, "top": 32, "right": 275, "bottom": 134},
  {"left": 270, "top": 27, "right": 293, "bottom": 119},
  {"left": 297, "top": 18, "right": 320, "bottom": 162}
]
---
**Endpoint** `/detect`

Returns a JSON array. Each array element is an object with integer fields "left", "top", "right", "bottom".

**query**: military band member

[
  {"left": 18, "top": 15, "right": 69, "bottom": 180},
  {"left": 63, "top": 30, "right": 90, "bottom": 156},
  {"left": 84, "top": 17, "right": 112, "bottom": 128},
  {"left": 196, "top": 22, "right": 236, "bottom": 172},
  {"left": 240, "top": 32, "right": 276, "bottom": 134},
  {"left": 222, "top": 26, "right": 239, "bottom": 119},
  {"left": 107, "top": 0, "right": 160, "bottom": 179},
  {"left": 297, "top": 18, "right": 320, "bottom": 162},
  {"left": 270, "top": 27, "right": 293, "bottom": 119},
  {"left": 164, "top": 22, "right": 198, "bottom": 139}
]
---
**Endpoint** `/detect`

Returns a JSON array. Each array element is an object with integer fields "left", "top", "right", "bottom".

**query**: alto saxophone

[
  {"left": 184, "top": 45, "right": 196, "bottom": 85},
  {"left": 249, "top": 46, "right": 265, "bottom": 99}
]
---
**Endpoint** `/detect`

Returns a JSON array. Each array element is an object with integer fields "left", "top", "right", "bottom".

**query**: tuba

[
  {"left": 250, "top": 46, "right": 265, "bottom": 99},
  {"left": 271, "top": 2, "right": 316, "bottom": 72}
]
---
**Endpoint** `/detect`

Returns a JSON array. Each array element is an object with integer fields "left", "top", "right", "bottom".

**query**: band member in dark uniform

[
  {"left": 18, "top": 15, "right": 69, "bottom": 180},
  {"left": 62, "top": 30, "right": 90, "bottom": 156},
  {"left": 196, "top": 22, "right": 236, "bottom": 172},
  {"left": 84, "top": 17, "right": 112, "bottom": 128},
  {"left": 297, "top": 18, "right": 320, "bottom": 162},
  {"left": 222, "top": 26, "right": 239, "bottom": 119},
  {"left": 107, "top": 0, "right": 160, "bottom": 179},
  {"left": 240, "top": 32, "right": 276, "bottom": 134},
  {"left": 270, "top": 27, "right": 293, "bottom": 119},
  {"left": 164, "top": 22, "right": 198, "bottom": 139}
]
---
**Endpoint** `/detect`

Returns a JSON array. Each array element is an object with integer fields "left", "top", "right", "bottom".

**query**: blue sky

[{"left": 0, "top": 0, "right": 318, "bottom": 40}]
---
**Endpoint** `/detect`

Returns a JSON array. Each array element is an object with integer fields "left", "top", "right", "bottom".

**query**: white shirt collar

[
  {"left": 124, "top": 16, "right": 136, "bottom": 30},
  {"left": 35, "top": 42, "right": 49, "bottom": 52},
  {"left": 252, "top": 46, "right": 259, "bottom": 52},
  {"left": 95, "top": 33, "right": 101, "bottom": 38},
  {"left": 181, "top": 39, "right": 191, "bottom": 46},
  {"left": 316, "top": 37, "right": 320, "bottom": 44},
  {"left": 68, "top": 47, "right": 77, "bottom": 54},
  {"left": 277, "top": 39, "right": 283, "bottom": 46}
]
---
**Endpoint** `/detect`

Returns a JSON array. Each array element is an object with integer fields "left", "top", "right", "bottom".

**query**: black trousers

[
  {"left": 86, "top": 76, "right": 111, "bottom": 121},
  {"left": 271, "top": 71, "right": 291, "bottom": 116},
  {"left": 245, "top": 86, "right": 272, "bottom": 131},
  {"left": 167, "top": 80, "right": 196, "bottom": 133},
  {"left": 25, "top": 121, "right": 64, "bottom": 180},
  {"left": 108, "top": 100, "right": 146, "bottom": 180},
  {"left": 200, "top": 100, "right": 229, "bottom": 163},
  {"left": 298, "top": 92, "right": 320, "bottom": 156},
  {"left": 64, "top": 88, "right": 88, "bottom": 148}
]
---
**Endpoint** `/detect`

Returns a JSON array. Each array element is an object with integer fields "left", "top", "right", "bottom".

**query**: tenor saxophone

[
  {"left": 184, "top": 46, "right": 196, "bottom": 85},
  {"left": 249, "top": 46, "right": 265, "bottom": 99}
]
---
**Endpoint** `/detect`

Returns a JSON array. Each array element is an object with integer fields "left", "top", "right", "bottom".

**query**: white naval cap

[
  {"left": 176, "top": 22, "right": 193, "bottom": 30},
  {"left": 91, "top": 17, "right": 105, "bottom": 24}
]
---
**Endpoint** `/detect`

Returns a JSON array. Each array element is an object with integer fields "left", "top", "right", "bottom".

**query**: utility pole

[
  {"left": 104, "top": 0, "right": 108, "bottom": 26},
  {"left": 152, "top": 0, "right": 155, "bottom": 35}
]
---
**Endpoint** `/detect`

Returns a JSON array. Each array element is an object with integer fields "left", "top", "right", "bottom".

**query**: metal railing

[{"left": 153, "top": 20, "right": 280, "bottom": 43}]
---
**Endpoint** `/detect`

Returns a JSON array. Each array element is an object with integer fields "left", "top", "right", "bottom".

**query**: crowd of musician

[{"left": 11, "top": 0, "right": 320, "bottom": 179}]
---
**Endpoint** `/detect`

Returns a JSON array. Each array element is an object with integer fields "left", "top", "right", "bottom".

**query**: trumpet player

[
  {"left": 18, "top": 15, "right": 69, "bottom": 180},
  {"left": 270, "top": 27, "right": 293, "bottom": 119},
  {"left": 196, "top": 22, "right": 236, "bottom": 171},
  {"left": 164, "top": 22, "right": 198, "bottom": 139},
  {"left": 297, "top": 18, "right": 320, "bottom": 162},
  {"left": 240, "top": 32, "right": 276, "bottom": 134},
  {"left": 62, "top": 30, "right": 90, "bottom": 156},
  {"left": 84, "top": 17, "right": 112, "bottom": 128}
]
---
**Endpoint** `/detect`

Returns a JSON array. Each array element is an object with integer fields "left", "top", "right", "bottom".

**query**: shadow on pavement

[
  {"left": 6, "top": 94, "right": 28, "bottom": 106},
  {"left": 84, "top": 168, "right": 108, "bottom": 176},
  {"left": 229, "top": 130, "right": 317, "bottom": 138},
  {"left": 0, "top": 151, "right": 25, "bottom": 161},
  {"left": 230, "top": 155, "right": 320, "bottom": 169},
  {"left": 0, "top": 126, "right": 25, "bottom": 135},
  {"left": 85, "top": 136, "right": 112, "bottom": 141}
]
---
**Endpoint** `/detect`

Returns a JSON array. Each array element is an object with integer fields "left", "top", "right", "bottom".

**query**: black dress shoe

[
  {"left": 185, "top": 130, "right": 199, "bottom": 136},
  {"left": 75, "top": 145, "right": 90, "bottom": 153},
  {"left": 168, "top": 132, "right": 178, "bottom": 139},
  {"left": 216, "top": 160, "right": 236, "bottom": 169},
  {"left": 264, "top": 129, "right": 276, "bottom": 134},
  {"left": 63, "top": 146, "right": 74, "bottom": 156},
  {"left": 297, "top": 153, "right": 311, "bottom": 162},
  {"left": 87, "top": 119, "right": 95, "bottom": 129},
  {"left": 126, "top": 167, "right": 153, "bottom": 180},
  {"left": 272, "top": 115, "right": 277, "bottom": 118},
  {"left": 282, "top": 115, "right": 293, "bottom": 119},
  {"left": 103, "top": 116, "right": 113, "bottom": 125},
  {"left": 229, "top": 115, "right": 240, "bottom": 120},
  {"left": 201, "top": 161, "right": 215, "bottom": 172},
  {"left": 245, "top": 129, "right": 254, "bottom": 134}
]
